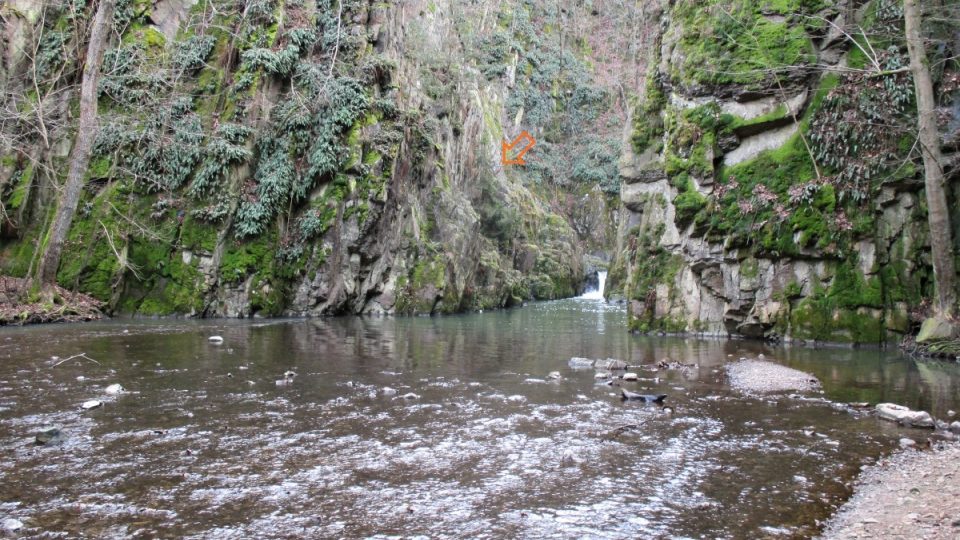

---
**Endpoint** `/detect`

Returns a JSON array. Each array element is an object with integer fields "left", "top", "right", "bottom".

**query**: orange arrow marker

[{"left": 501, "top": 131, "right": 536, "bottom": 165}]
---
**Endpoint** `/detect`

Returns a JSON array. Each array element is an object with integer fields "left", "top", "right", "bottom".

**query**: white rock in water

[
  {"left": 382, "top": 387, "right": 398, "bottom": 396},
  {"left": 568, "top": 357, "right": 594, "bottom": 369},
  {"left": 401, "top": 392, "right": 420, "bottom": 400},
  {"left": 283, "top": 371, "right": 296, "bottom": 379},
  {"left": 876, "top": 403, "right": 935, "bottom": 428},
  {"left": 104, "top": 383, "right": 123, "bottom": 395},
  {"left": 2, "top": 518, "right": 23, "bottom": 532},
  {"left": 546, "top": 371, "right": 562, "bottom": 380},
  {"left": 793, "top": 475, "right": 807, "bottom": 483},
  {"left": 594, "top": 371, "right": 611, "bottom": 380},
  {"left": 948, "top": 410, "right": 956, "bottom": 418},
  {"left": 81, "top": 400, "right": 102, "bottom": 410},
  {"left": 76, "top": 376, "right": 85, "bottom": 381},
  {"left": 899, "top": 438, "right": 917, "bottom": 448},
  {"left": 950, "top": 421, "right": 960, "bottom": 435},
  {"left": 275, "top": 379, "right": 292, "bottom": 387},
  {"left": 208, "top": 336, "right": 224, "bottom": 344},
  {"left": 622, "top": 372, "right": 638, "bottom": 381}
]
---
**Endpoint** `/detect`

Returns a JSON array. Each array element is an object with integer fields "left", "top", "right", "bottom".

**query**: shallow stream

[{"left": 2, "top": 299, "right": 959, "bottom": 538}]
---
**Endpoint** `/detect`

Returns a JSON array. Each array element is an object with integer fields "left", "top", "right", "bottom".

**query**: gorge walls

[
  {"left": 609, "top": 0, "right": 960, "bottom": 345},
  {"left": 0, "top": 0, "right": 637, "bottom": 317}
]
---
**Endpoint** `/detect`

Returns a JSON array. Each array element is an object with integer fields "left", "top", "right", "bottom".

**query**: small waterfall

[{"left": 580, "top": 270, "right": 607, "bottom": 300}]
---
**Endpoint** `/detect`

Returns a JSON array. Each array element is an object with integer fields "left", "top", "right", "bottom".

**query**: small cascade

[{"left": 580, "top": 270, "right": 607, "bottom": 300}]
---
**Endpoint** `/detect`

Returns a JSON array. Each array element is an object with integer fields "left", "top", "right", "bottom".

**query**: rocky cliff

[
  {"left": 609, "top": 0, "right": 960, "bottom": 345},
  {"left": 0, "top": 0, "right": 633, "bottom": 317}
]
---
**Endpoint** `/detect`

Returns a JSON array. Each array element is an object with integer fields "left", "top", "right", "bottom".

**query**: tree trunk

[
  {"left": 904, "top": 0, "right": 957, "bottom": 318},
  {"left": 35, "top": 0, "right": 115, "bottom": 286}
]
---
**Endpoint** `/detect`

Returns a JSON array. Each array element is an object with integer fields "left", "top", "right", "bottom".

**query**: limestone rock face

[{"left": 610, "top": 0, "right": 943, "bottom": 344}]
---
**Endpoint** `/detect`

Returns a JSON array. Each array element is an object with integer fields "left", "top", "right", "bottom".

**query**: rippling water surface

[{"left": 2, "top": 299, "right": 959, "bottom": 538}]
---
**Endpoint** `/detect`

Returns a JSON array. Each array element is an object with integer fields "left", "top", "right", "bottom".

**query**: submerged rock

[
  {"left": 621, "top": 390, "right": 667, "bottom": 403},
  {"left": 568, "top": 357, "right": 594, "bottom": 369},
  {"left": 35, "top": 427, "right": 64, "bottom": 446},
  {"left": 594, "top": 358, "right": 628, "bottom": 370},
  {"left": 2, "top": 518, "right": 23, "bottom": 532},
  {"left": 899, "top": 438, "right": 916, "bottom": 448},
  {"left": 875, "top": 403, "right": 935, "bottom": 429}
]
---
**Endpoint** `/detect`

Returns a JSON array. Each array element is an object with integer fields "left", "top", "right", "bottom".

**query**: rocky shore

[
  {"left": 820, "top": 443, "right": 960, "bottom": 539},
  {"left": 0, "top": 276, "right": 102, "bottom": 326}
]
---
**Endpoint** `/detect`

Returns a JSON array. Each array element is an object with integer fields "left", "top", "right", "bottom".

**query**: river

[{"left": 1, "top": 298, "right": 959, "bottom": 538}]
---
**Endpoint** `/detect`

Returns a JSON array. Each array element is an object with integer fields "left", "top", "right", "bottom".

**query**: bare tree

[
  {"left": 904, "top": 0, "right": 957, "bottom": 319},
  {"left": 35, "top": 0, "right": 116, "bottom": 287}
]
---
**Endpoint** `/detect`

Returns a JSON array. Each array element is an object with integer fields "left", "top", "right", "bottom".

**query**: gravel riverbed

[
  {"left": 820, "top": 443, "right": 960, "bottom": 539},
  {"left": 725, "top": 359, "right": 822, "bottom": 394}
]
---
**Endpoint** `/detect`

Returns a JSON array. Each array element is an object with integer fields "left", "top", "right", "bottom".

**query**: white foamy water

[{"left": 580, "top": 271, "right": 607, "bottom": 300}]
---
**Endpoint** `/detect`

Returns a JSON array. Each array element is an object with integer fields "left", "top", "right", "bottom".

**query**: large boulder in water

[{"left": 876, "top": 403, "right": 935, "bottom": 428}]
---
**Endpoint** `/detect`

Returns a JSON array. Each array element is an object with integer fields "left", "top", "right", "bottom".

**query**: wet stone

[
  {"left": 1, "top": 518, "right": 23, "bottom": 532},
  {"left": 568, "top": 357, "right": 594, "bottom": 369},
  {"left": 35, "top": 427, "right": 64, "bottom": 446}
]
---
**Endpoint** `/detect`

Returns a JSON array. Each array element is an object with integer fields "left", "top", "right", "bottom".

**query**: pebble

[
  {"left": 208, "top": 336, "right": 224, "bottom": 344},
  {"left": 81, "top": 400, "right": 102, "bottom": 410}
]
